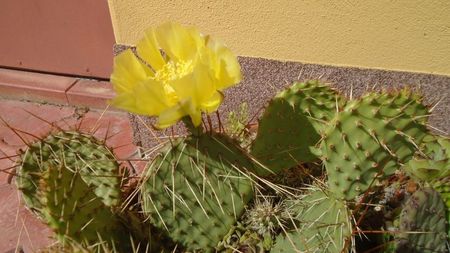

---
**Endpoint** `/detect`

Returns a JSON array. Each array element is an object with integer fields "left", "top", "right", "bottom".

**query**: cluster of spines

[{"left": 243, "top": 197, "right": 289, "bottom": 237}]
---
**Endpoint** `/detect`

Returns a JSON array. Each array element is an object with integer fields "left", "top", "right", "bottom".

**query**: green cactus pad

[
  {"left": 17, "top": 131, "right": 122, "bottom": 210},
  {"left": 251, "top": 80, "right": 344, "bottom": 174},
  {"left": 15, "top": 131, "right": 128, "bottom": 247},
  {"left": 403, "top": 135, "right": 450, "bottom": 239},
  {"left": 272, "top": 189, "right": 352, "bottom": 253},
  {"left": 396, "top": 188, "right": 448, "bottom": 253},
  {"left": 404, "top": 135, "right": 450, "bottom": 182},
  {"left": 433, "top": 178, "right": 450, "bottom": 238},
  {"left": 218, "top": 222, "right": 269, "bottom": 253},
  {"left": 140, "top": 133, "right": 255, "bottom": 252},
  {"left": 423, "top": 135, "right": 450, "bottom": 160},
  {"left": 40, "top": 163, "right": 122, "bottom": 244},
  {"left": 320, "top": 90, "right": 429, "bottom": 200}
]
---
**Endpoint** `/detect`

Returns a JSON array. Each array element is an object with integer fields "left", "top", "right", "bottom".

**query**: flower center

[
  {"left": 152, "top": 60, "right": 193, "bottom": 104},
  {"left": 154, "top": 60, "right": 193, "bottom": 84}
]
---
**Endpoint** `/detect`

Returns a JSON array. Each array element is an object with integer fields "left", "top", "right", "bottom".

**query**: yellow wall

[{"left": 108, "top": 0, "right": 450, "bottom": 76}]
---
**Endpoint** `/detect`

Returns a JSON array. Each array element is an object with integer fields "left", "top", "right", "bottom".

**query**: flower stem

[{"left": 182, "top": 116, "right": 203, "bottom": 136}]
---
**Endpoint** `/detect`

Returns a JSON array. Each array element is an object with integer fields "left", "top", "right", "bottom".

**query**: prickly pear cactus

[
  {"left": 395, "top": 188, "right": 448, "bottom": 253},
  {"left": 421, "top": 135, "right": 450, "bottom": 161},
  {"left": 16, "top": 131, "right": 125, "bottom": 245},
  {"left": 404, "top": 135, "right": 450, "bottom": 181},
  {"left": 272, "top": 189, "right": 352, "bottom": 253},
  {"left": 319, "top": 90, "right": 429, "bottom": 200},
  {"left": 140, "top": 133, "right": 255, "bottom": 252},
  {"left": 432, "top": 178, "right": 450, "bottom": 239},
  {"left": 17, "top": 131, "right": 122, "bottom": 210},
  {"left": 244, "top": 198, "right": 289, "bottom": 237},
  {"left": 218, "top": 222, "right": 268, "bottom": 253},
  {"left": 251, "top": 81, "right": 344, "bottom": 173},
  {"left": 40, "top": 163, "right": 122, "bottom": 244}
]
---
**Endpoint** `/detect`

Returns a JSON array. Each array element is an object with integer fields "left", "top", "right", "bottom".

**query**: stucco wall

[{"left": 108, "top": 0, "right": 450, "bottom": 76}]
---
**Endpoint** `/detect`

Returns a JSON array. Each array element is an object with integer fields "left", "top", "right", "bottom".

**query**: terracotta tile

[
  {"left": 0, "top": 68, "right": 77, "bottom": 104},
  {"left": 66, "top": 79, "right": 117, "bottom": 110}
]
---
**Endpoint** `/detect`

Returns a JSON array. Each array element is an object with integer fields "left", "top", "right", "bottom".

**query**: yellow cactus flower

[{"left": 110, "top": 22, "right": 241, "bottom": 129}]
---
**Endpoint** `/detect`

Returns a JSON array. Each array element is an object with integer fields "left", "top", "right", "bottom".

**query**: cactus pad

[
  {"left": 251, "top": 81, "right": 344, "bottom": 173},
  {"left": 17, "top": 131, "right": 122, "bottom": 209},
  {"left": 433, "top": 178, "right": 450, "bottom": 239},
  {"left": 40, "top": 163, "right": 122, "bottom": 243},
  {"left": 404, "top": 135, "right": 450, "bottom": 181},
  {"left": 396, "top": 188, "right": 448, "bottom": 253},
  {"left": 16, "top": 131, "right": 125, "bottom": 245},
  {"left": 140, "top": 133, "right": 255, "bottom": 251},
  {"left": 320, "top": 90, "right": 429, "bottom": 200},
  {"left": 272, "top": 189, "right": 352, "bottom": 253}
]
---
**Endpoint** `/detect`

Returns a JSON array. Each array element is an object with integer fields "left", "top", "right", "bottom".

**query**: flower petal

[
  {"left": 110, "top": 22, "right": 241, "bottom": 128},
  {"left": 188, "top": 109, "right": 202, "bottom": 127},
  {"left": 134, "top": 79, "right": 173, "bottom": 115},
  {"left": 136, "top": 28, "right": 166, "bottom": 71},
  {"left": 206, "top": 38, "right": 242, "bottom": 89},
  {"left": 109, "top": 93, "right": 140, "bottom": 114},
  {"left": 110, "top": 50, "right": 151, "bottom": 93},
  {"left": 170, "top": 62, "right": 215, "bottom": 105},
  {"left": 182, "top": 100, "right": 203, "bottom": 126},
  {"left": 111, "top": 79, "right": 173, "bottom": 115},
  {"left": 156, "top": 104, "right": 186, "bottom": 129},
  {"left": 155, "top": 22, "right": 204, "bottom": 61},
  {"left": 200, "top": 91, "right": 223, "bottom": 113},
  {"left": 156, "top": 99, "right": 203, "bottom": 128}
]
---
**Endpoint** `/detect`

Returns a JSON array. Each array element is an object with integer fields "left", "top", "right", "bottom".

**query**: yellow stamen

[
  {"left": 154, "top": 60, "right": 193, "bottom": 84},
  {"left": 153, "top": 60, "right": 194, "bottom": 104}
]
